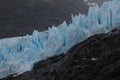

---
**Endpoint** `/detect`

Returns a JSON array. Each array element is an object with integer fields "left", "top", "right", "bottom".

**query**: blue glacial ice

[{"left": 0, "top": 0, "right": 120, "bottom": 78}]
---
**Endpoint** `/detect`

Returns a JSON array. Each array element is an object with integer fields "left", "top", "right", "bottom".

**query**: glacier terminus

[{"left": 0, "top": 0, "right": 120, "bottom": 79}]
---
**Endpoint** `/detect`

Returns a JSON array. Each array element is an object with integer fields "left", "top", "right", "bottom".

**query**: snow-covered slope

[{"left": 0, "top": 0, "right": 120, "bottom": 79}]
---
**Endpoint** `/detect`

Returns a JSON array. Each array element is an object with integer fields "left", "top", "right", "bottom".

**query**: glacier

[{"left": 0, "top": 0, "right": 120, "bottom": 79}]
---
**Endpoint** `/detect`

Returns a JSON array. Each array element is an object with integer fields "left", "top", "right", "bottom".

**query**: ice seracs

[{"left": 0, "top": 0, "right": 120, "bottom": 79}]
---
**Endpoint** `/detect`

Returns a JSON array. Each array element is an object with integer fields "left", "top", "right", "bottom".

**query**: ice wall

[{"left": 0, "top": 0, "right": 120, "bottom": 78}]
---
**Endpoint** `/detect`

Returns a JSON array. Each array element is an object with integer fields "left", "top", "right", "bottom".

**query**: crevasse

[{"left": 0, "top": 0, "right": 120, "bottom": 78}]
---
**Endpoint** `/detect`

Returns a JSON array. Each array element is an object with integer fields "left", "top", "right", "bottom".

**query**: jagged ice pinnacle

[{"left": 0, "top": 0, "right": 120, "bottom": 78}]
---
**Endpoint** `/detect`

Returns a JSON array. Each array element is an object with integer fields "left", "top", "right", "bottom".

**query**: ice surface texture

[{"left": 0, "top": 0, "right": 120, "bottom": 78}]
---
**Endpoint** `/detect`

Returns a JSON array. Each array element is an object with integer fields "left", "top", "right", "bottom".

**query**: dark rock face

[{"left": 1, "top": 28, "right": 120, "bottom": 80}]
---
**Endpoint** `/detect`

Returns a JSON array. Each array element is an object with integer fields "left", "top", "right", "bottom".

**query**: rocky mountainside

[
  {"left": 0, "top": 0, "right": 88, "bottom": 38},
  {"left": 0, "top": 0, "right": 111, "bottom": 39},
  {"left": 1, "top": 28, "right": 120, "bottom": 80}
]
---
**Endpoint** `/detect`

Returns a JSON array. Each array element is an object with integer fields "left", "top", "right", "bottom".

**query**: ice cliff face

[{"left": 0, "top": 0, "right": 120, "bottom": 79}]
